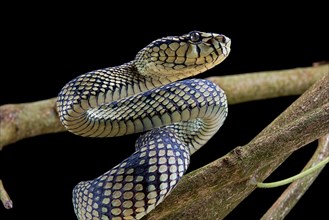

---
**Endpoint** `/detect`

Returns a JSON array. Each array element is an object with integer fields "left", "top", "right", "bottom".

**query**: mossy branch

[{"left": 0, "top": 64, "right": 328, "bottom": 216}]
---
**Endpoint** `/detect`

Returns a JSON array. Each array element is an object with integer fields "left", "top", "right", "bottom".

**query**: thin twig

[{"left": 0, "top": 179, "right": 13, "bottom": 209}]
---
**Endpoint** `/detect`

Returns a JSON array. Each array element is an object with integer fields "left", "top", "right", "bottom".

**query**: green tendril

[{"left": 257, "top": 156, "right": 329, "bottom": 188}]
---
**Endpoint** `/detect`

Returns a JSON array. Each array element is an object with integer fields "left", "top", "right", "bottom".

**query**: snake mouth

[
  {"left": 224, "top": 38, "right": 231, "bottom": 53},
  {"left": 224, "top": 37, "right": 231, "bottom": 48}
]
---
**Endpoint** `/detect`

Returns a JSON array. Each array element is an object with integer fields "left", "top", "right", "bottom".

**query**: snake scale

[{"left": 57, "top": 31, "right": 231, "bottom": 220}]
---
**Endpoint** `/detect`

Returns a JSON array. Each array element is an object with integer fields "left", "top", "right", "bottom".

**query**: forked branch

[
  {"left": 144, "top": 72, "right": 329, "bottom": 219},
  {"left": 260, "top": 134, "right": 329, "bottom": 220}
]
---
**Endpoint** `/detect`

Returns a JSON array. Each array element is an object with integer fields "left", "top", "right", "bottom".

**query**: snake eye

[{"left": 189, "top": 31, "right": 200, "bottom": 42}]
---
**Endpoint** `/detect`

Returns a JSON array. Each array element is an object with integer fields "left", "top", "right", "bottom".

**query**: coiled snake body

[{"left": 57, "top": 31, "right": 231, "bottom": 220}]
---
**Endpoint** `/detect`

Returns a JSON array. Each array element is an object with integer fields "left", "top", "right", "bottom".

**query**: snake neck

[{"left": 128, "top": 60, "right": 193, "bottom": 85}]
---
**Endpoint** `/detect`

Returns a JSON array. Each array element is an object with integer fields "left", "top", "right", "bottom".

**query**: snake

[{"left": 57, "top": 30, "right": 231, "bottom": 220}]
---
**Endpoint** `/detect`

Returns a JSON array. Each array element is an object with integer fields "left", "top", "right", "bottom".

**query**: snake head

[{"left": 135, "top": 31, "right": 231, "bottom": 78}]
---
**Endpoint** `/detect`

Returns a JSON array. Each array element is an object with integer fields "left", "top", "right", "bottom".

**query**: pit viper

[{"left": 57, "top": 30, "right": 231, "bottom": 220}]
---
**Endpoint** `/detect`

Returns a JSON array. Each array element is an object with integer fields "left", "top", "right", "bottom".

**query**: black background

[{"left": 1, "top": 4, "right": 328, "bottom": 220}]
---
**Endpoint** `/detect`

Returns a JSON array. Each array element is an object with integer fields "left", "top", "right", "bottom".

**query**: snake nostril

[{"left": 206, "top": 39, "right": 213, "bottom": 44}]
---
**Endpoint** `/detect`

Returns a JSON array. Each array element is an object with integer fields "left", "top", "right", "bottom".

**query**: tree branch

[
  {"left": 207, "top": 65, "right": 327, "bottom": 104},
  {"left": 0, "top": 98, "right": 64, "bottom": 150}
]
